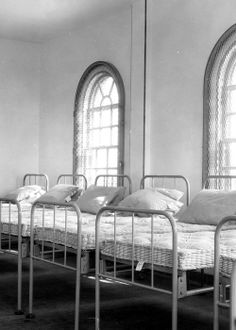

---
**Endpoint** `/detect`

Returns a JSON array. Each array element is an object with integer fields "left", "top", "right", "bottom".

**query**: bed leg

[
  {"left": 95, "top": 273, "right": 100, "bottom": 330},
  {"left": 15, "top": 231, "right": 23, "bottom": 315},
  {"left": 26, "top": 235, "right": 35, "bottom": 320}
]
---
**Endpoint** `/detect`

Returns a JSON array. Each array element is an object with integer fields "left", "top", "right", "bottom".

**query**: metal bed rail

[
  {"left": 214, "top": 215, "right": 236, "bottom": 330},
  {"left": 57, "top": 174, "right": 88, "bottom": 190},
  {"left": 94, "top": 174, "right": 132, "bottom": 195},
  {"left": 23, "top": 173, "right": 49, "bottom": 191},
  {"left": 140, "top": 174, "right": 190, "bottom": 206},
  {"left": 96, "top": 206, "right": 176, "bottom": 330},
  {"left": 27, "top": 200, "right": 82, "bottom": 330}
]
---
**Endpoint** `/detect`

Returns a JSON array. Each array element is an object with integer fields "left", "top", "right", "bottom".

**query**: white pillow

[
  {"left": 154, "top": 187, "right": 184, "bottom": 201},
  {"left": 77, "top": 185, "right": 126, "bottom": 214},
  {"left": 36, "top": 184, "right": 81, "bottom": 204},
  {"left": 3, "top": 185, "right": 46, "bottom": 203},
  {"left": 118, "top": 189, "right": 183, "bottom": 216},
  {"left": 179, "top": 189, "right": 236, "bottom": 225}
]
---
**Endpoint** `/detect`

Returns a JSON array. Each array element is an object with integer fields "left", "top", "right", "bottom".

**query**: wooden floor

[{"left": 0, "top": 254, "right": 229, "bottom": 329}]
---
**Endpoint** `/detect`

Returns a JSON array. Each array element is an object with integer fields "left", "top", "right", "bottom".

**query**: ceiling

[{"left": 0, "top": 0, "right": 135, "bottom": 42}]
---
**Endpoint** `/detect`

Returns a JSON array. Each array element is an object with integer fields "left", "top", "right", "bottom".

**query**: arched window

[
  {"left": 203, "top": 25, "right": 236, "bottom": 185},
  {"left": 73, "top": 61, "right": 125, "bottom": 184}
]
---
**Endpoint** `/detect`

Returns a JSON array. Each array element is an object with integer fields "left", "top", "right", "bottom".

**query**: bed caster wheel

[
  {"left": 25, "top": 313, "right": 35, "bottom": 320},
  {"left": 15, "top": 310, "right": 24, "bottom": 315}
]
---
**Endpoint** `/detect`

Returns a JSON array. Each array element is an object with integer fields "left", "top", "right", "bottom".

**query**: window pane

[
  {"left": 111, "top": 84, "right": 119, "bottom": 103},
  {"left": 112, "top": 127, "right": 118, "bottom": 145},
  {"left": 101, "top": 96, "right": 111, "bottom": 107},
  {"left": 223, "top": 142, "right": 236, "bottom": 167},
  {"left": 101, "top": 110, "right": 111, "bottom": 127},
  {"left": 100, "top": 77, "right": 113, "bottom": 95},
  {"left": 108, "top": 148, "right": 118, "bottom": 167},
  {"left": 97, "top": 149, "right": 107, "bottom": 168},
  {"left": 90, "top": 129, "right": 100, "bottom": 147},
  {"left": 101, "top": 128, "right": 111, "bottom": 146},
  {"left": 112, "top": 108, "right": 118, "bottom": 125},
  {"left": 92, "top": 111, "right": 100, "bottom": 128},
  {"left": 93, "top": 88, "right": 103, "bottom": 107}
]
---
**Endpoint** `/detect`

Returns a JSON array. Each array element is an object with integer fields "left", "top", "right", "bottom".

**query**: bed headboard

[
  {"left": 203, "top": 175, "right": 236, "bottom": 190},
  {"left": 140, "top": 174, "right": 190, "bottom": 206},
  {"left": 94, "top": 174, "right": 132, "bottom": 195},
  {"left": 57, "top": 174, "right": 88, "bottom": 190},
  {"left": 23, "top": 173, "right": 49, "bottom": 192}
]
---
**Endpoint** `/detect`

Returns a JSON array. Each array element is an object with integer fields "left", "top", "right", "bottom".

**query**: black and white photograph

[{"left": 0, "top": 0, "right": 236, "bottom": 329}]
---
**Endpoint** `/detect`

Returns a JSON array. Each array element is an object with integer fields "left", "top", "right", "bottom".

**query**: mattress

[
  {"left": 101, "top": 219, "right": 236, "bottom": 271},
  {"left": 35, "top": 213, "right": 221, "bottom": 251},
  {"left": 217, "top": 230, "right": 236, "bottom": 277},
  {"left": 0, "top": 202, "right": 32, "bottom": 237}
]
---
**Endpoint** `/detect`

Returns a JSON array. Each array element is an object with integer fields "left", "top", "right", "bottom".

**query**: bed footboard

[{"left": 27, "top": 200, "right": 82, "bottom": 330}]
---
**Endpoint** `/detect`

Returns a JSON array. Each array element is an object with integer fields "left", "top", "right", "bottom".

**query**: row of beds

[{"left": 0, "top": 173, "right": 236, "bottom": 329}]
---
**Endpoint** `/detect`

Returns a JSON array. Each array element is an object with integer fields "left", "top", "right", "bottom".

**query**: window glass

[
  {"left": 74, "top": 62, "right": 124, "bottom": 184},
  {"left": 203, "top": 25, "right": 236, "bottom": 183}
]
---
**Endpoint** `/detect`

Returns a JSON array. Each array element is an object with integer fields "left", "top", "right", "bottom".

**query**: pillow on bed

[
  {"left": 118, "top": 189, "right": 183, "bottom": 216},
  {"left": 36, "top": 184, "right": 81, "bottom": 204},
  {"left": 3, "top": 185, "right": 46, "bottom": 203},
  {"left": 77, "top": 185, "right": 126, "bottom": 214},
  {"left": 179, "top": 189, "right": 236, "bottom": 225},
  {"left": 154, "top": 188, "right": 184, "bottom": 201}
]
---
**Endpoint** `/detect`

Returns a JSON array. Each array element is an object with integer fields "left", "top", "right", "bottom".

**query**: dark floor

[{"left": 0, "top": 254, "right": 229, "bottom": 329}]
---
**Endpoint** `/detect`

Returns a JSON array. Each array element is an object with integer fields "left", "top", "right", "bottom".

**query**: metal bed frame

[
  {"left": 95, "top": 174, "right": 217, "bottom": 330},
  {"left": 27, "top": 200, "right": 81, "bottom": 329},
  {"left": 94, "top": 174, "right": 132, "bottom": 195},
  {"left": 214, "top": 215, "right": 236, "bottom": 330},
  {"left": 0, "top": 173, "right": 49, "bottom": 314},
  {"left": 57, "top": 173, "right": 88, "bottom": 190},
  {"left": 26, "top": 173, "right": 132, "bottom": 330},
  {"left": 140, "top": 174, "right": 190, "bottom": 206}
]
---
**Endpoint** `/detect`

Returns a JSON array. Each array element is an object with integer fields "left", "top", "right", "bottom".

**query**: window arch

[
  {"left": 73, "top": 61, "right": 125, "bottom": 184},
  {"left": 203, "top": 25, "right": 236, "bottom": 185}
]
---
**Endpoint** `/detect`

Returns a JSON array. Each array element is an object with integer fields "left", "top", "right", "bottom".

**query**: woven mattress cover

[
  {"left": 216, "top": 229, "right": 236, "bottom": 277},
  {"left": 101, "top": 218, "right": 236, "bottom": 271},
  {"left": 2, "top": 202, "right": 236, "bottom": 270}
]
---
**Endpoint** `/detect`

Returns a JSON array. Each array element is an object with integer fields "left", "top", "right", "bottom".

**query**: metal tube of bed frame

[
  {"left": 140, "top": 175, "right": 190, "bottom": 206},
  {"left": 57, "top": 174, "right": 88, "bottom": 190},
  {"left": 16, "top": 201, "right": 23, "bottom": 314},
  {"left": 95, "top": 206, "right": 178, "bottom": 330},
  {"left": 23, "top": 173, "right": 49, "bottom": 191},
  {"left": 28, "top": 201, "right": 81, "bottom": 330},
  {"left": 94, "top": 174, "right": 132, "bottom": 195},
  {"left": 0, "top": 199, "right": 23, "bottom": 314},
  {"left": 214, "top": 216, "right": 236, "bottom": 330},
  {"left": 230, "top": 262, "right": 236, "bottom": 330}
]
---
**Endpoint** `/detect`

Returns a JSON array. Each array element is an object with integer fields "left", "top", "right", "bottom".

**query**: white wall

[
  {"left": 39, "top": 3, "right": 145, "bottom": 189},
  {"left": 145, "top": 0, "right": 236, "bottom": 198},
  {"left": 37, "top": 0, "right": 236, "bottom": 196},
  {"left": 0, "top": 39, "right": 40, "bottom": 193}
]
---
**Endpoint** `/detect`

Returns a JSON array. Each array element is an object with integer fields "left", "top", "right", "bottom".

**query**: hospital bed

[
  {"left": 27, "top": 173, "right": 132, "bottom": 330},
  {"left": 0, "top": 173, "right": 49, "bottom": 314},
  {"left": 95, "top": 175, "right": 235, "bottom": 330}
]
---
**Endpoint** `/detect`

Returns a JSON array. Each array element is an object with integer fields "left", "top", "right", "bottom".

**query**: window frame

[
  {"left": 203, "top": 24, "right": 236, "bottom": 184},
  {"left": 73, "top": 61, "right": 125, "bottom": 183}
]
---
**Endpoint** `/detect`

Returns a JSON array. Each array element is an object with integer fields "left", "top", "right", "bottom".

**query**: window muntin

[{"left": 73, "top": 62, "right": 124, "bottom": 185}]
